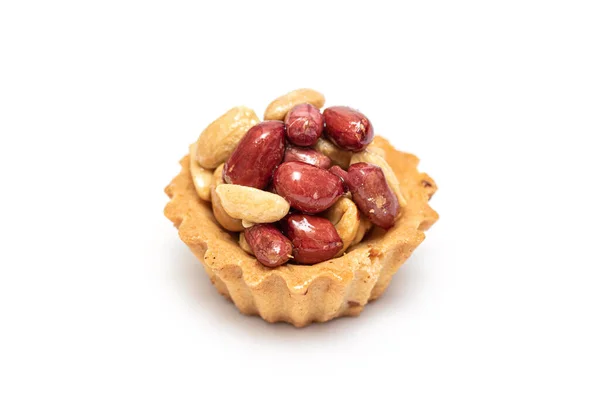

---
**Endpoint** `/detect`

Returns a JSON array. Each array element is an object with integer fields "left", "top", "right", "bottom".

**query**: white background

[{"left": 1, "top": 1, "right": 599, "bottom": 399}]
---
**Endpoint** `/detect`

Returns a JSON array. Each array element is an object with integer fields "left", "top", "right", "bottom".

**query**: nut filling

[{"left": 182, "top": 89, "right": 430, "bottom": 268}]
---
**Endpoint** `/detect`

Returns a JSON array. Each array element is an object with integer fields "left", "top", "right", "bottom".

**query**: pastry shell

[{"left": 164, "top": 136, "right": 438, "bottom": 327}]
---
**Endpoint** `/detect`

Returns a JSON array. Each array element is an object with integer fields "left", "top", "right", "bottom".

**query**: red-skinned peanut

[
  {"left": 244, "top": 224, "right": 293, "bottom": 267},
  {"left": 223, "top": 121, "right": 286, "bottom": 189},
  {"left": 282, "top": 214, "right": 342, "bottom": 264},
  {"left": 328, "top": 165, "right": 349, "bottom": 186},
  {"left": 284, "top": 103, "right": 324, "bottom": 146},
  {"left": 346, "top": 162, "right": 399, "bottom": 229},
  {"left": 273, "top": 161, "right": 344, "bottom": 214},
  {"left": 328, "top": 165, "right": 350, "bottom": 193},
  {"left": 283, "top": 145, "right": 332, "bottom": 169},
  {"left": 323, "top": 106, "right": 374, "bottom": 152}
]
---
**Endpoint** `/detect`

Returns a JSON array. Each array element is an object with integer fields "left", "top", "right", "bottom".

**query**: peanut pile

[{"left": 191, "top": 89, "right": 405, "bottom": 267}]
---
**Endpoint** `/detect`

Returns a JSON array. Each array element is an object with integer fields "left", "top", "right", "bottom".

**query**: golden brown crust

[{"left": 164, "top": 136, "right": 438, "bottom": 327}]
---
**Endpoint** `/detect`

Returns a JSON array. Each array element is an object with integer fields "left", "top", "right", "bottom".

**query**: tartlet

[{"left": 165, "top": 132, "right": 438, "bottom": 327}]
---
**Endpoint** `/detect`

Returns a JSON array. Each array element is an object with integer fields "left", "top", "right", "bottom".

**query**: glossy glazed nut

[
  {"left": 273, "top": 161, "right": 344, "bottom": 214},
  {"left": 282, "top": 214, "right": 342, "bottom": 265},
  {"left": 322, "top": 198, "right": 360, "bottom": 256},
  {"left": 239, "top": 232, "right": 254, "bottom": 255},
  {"left": 210, "top": 165, "right": 244, "bottom": 232},
  {"left": 328, "top": 166, "right": 350, "bottom": 194},
  {"left": 328, "top": 165, "right": 349, "bottom": 187},
  {"left": 189, "top": 142, "right": 212, "bottom": 202},
  {"left": 350, "top": 213, "right": 373, "bottom": 246},
  {"left": 195, "top": 106, "right": 260, "bottom": 168},
  {"left": 223, "top": 121, "right": 286, "bottom": 189},
  {"left": 313, "top": 138, "right": 352, "bottom": 168},
  {"left": 264, "top": 88, "right": 325, "bottom": 121},
  {"left": 351, "top": 149, "right": 407, "bottom": 210},
  {"left": 215, "top": 184, "right": 290, "bottom": 224},
  {"left": 323, "top": 106, "right": 374, "bottom": 152},
  {"left": 283, "top": 145, "right": 332, "bottom": 169},
  {"left": 244, "top": 224, "right": 293, "bottom": 267},
  {"left": 284, "top": 104, "right": 324, "bottom": 146},
  {"left": 346, "top": 163, "right": 399, "bottom": 229}
]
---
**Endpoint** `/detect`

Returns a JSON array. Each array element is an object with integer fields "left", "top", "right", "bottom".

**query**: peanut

[
  {"left": 323, "top": 106, "right": 374, "bottom": 151},
  {"left": 273, "top": 161, "right": 344, "bottom": 214},
  {"left": 264, "top": 88, "right": 325, "bottom": 121},
  {"left": 284, "top": 103, "right": 324, "bottom": 146},
  {"left": 282, "top": 214, "right": 342, "bottom": 265},
  {"left": 223, "top": 121, "right": 285, "bottom": 189},
  {"left": 322, "top": 198, "right": 360, "bottom": 257},
  {"left": 189, "top": 142, "right": 212, "bottom": 202},
  {"left": 210, "top": 164, "right": 244, "bottom": 232},
  {"left": 346, "top": 163, "right": 399, "bottom": 229},
  {"left": 215, "top": 184, "right": 290, "bottom": 224},
  {"left": 244, "top": 224, "right": 293, "bottom": 267},
  {"left": 195, "top": 106, "right": 260, "bottom": 169},
  {"left": 314, "top": 138, "right": 352, "bottom": 169},
  {"left": 350, "top": 149, "right": 408, "bottom": 209},
  {"left": 328, "top": 165, "right": 349, "bottom": 190},
  {"left": 284, "top": 145, "right": 332, "bottom": 169}
]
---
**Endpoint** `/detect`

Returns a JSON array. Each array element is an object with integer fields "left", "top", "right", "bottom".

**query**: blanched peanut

[
  {"left": 313, "top": 138, "right": 353, "bottom": 169},
  {"left": 350, "top": 149, "right": 407, "bottom": 209},
  {"left": 196, "top": 106, "right": 260, "bottom": 169},
  {"left": 215, "top": 184, "right": 290, "bottom": 224},
  {"left": 189, "top": 142, "right": 212, "bottom": 202},
  {"left": 351, "top": 214, "right": 373, "bottom": 246},
  {"left": 264, "top": 88, "right": 325, "bottom": 121},
  {"left": 210, "top": 164, "right": 244, "bottom": 232},
  {"left": 239, "top": 232, "right": 254, "bottom": 255},
  {"left": 323, "top": 198, "right": 360, "bottom": 257}
]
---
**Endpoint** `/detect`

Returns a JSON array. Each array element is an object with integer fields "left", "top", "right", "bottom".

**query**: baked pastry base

[{"left": 164, "top": 136, "right": 438, "bottom": 327}]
